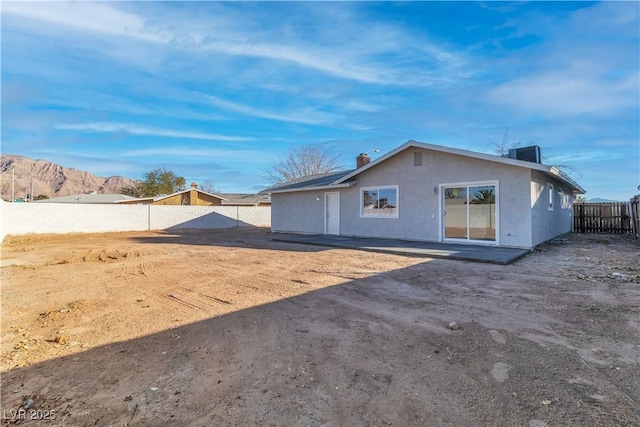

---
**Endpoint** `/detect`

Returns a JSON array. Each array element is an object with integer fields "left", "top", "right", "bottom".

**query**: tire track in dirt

[
  {"left": 179, "top": 286, "right": 232, "bottom": 305},
  {"left": 117, "top": 250, "right": 209, "bottom": 315},
  {"left": 69, "top": 248, "right": 132, "bottom": 264},
  {"left": 150, "top": 289, "right": 207, "bottom": 311},
  {"left": 122, "top": 250, "right": 148, "bottom": 276}
]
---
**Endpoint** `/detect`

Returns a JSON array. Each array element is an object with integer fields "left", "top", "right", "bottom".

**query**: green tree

[
  {"left": 120, "top": 185, "right": 142, "bottom": 198},
  {"left": 33, "top": 194, "right": 49, "bottom": 201},
  {"left": 266, "top": 144, "right": 342, "bottom": 184},
  {"left": 472, "top": 189, "right": 495, "bottom": 204},
  {"left": 123, "top": 168, "right": 186, "bottom": 197}
]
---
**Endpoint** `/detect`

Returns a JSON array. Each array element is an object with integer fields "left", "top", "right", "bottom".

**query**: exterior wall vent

[{"left": 413, "top": 151, "right": 423, "bottom": 166}]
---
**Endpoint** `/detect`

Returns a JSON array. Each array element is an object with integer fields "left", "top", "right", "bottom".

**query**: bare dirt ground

[{"left": 1, "top": 228, "right": 638, "bottom": 426}]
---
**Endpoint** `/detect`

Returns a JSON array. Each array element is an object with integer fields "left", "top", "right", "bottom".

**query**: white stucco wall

[{"left": 2, "top": 203, "right": 271, "bottom": 238}]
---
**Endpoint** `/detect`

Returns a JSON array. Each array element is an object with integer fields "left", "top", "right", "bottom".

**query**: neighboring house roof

[
  {"left": 218, "top": 193, "right": 271, "bottom": 205},
  {"left": 114, "top": 189, "right": 270, "bottom": 205},
  {"left": 115, "top": 188, "right": 228, "bottom": 204},
  {"left": 34, "top": 193, "right": 137, "bottom": 204},
  {"left": 262, "top": 170, "right": 356, "bottom": 194},
  {"left": 267, "top": 140, "right": 586, "bottom": 194}
]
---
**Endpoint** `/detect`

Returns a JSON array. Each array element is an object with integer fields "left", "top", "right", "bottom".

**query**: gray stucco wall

[
  {"left": 271, "top": 148, "right": 538, "bottom": 247},
  {"left": 271, "top": 191, "right": 325, "bottom": 234},
  {"left": 338, "top": 148, "right": 533, "bottom": 247},
  {"left": 529, "top": 170, "right": 574, "bottom": 246}
]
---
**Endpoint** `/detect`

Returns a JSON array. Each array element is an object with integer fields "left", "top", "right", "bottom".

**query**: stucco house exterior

[{"left": 266, "top": 141, "right": 585, "bottom": 249}]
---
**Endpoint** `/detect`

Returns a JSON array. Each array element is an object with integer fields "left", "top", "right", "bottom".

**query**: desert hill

[{"left": 0, "top": 154, "right": 139, "bottom": 200}]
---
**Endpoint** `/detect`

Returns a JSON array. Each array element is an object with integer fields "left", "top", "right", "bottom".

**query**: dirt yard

[{"left": 1, "top": 228, "right": 638, "bottom": 426}]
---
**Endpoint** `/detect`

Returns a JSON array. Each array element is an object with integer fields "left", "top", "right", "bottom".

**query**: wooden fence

[
  {"left": 631, "top": 195, "right": 639, "bottom": 239},
  {"left": 573, "top": 201, "right": 633, "bottom": 234}
]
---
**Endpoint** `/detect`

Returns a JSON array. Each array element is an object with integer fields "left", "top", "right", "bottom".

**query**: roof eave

[
  {"left": 333, "top": 140, "right": 586, "bottom": 194},
  {"left": 548, "top": 167, "right": 586, "bottom": 194},
  {"left": 269, "top": 181, "right": 356, "bottom": 194}
]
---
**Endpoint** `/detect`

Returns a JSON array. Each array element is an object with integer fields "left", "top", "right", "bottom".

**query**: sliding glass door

[{"left": 443, "top": 183, "right": 497, "bottom": 243}]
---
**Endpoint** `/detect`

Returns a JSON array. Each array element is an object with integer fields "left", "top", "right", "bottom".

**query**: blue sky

[{"left": 2, "top": 1, "right": 638, "bottom": 200}]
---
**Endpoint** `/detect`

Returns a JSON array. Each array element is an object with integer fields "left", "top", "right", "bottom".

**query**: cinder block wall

[
  {"left": 1, "top": 204, "right": 271, "bottom": 239},
  {"left": 237, "top": 206, "right": 271, "bottom": 227},
  {"left": 5, "top": 204, "right": 150, "bottom": 235},
  {"left": 0, "top": 200, "right": 6, "bottom": 243}
]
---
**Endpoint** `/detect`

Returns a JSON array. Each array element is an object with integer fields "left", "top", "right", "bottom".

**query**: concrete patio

[{"left": 272, "top": 233, "right": 531, "bottom": 264}]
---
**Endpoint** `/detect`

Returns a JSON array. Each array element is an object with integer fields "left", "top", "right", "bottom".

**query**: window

[
  {"left": 547, "top": 183, "right": 554, "bottom": 211},
  {"left": 361, "top": 186, "right": 398, "bottom": 218}
]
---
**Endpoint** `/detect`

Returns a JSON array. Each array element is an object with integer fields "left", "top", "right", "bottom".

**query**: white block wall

[
  {"left": 236, "top": 206, "right": 271, "bottom": 228},
  {"left": 0, "top": 200, "right": 6, "bottom": 243},
  {"left": 1, "top": 203, "right": 271, "bottom": 239},
  {"left": 149, "top": 206, "right": 271, "bottom": 230},
  {"left": 5, "top": 203, "right": 150, "bottom": 235}
]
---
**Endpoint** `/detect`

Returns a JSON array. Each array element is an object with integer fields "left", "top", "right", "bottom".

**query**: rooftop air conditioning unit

[{"left": 508, "top": 145, "right": 542, "bottom": 164}]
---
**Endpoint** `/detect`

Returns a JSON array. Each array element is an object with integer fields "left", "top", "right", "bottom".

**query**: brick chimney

[
  {"left": 356, "top": 153, "right": 371, "bottom": 169},
  {"left": 190, "top": 182, "right": 198, "bottom": 189}
]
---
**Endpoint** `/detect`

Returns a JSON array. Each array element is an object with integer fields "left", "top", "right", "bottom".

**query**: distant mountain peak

[{"left": 0, "top": 154, "right": 139, "bottom": 200}]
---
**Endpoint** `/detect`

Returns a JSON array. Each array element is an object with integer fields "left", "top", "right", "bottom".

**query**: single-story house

[
  {"left": 265, "top": 140, "right": 585, "bottom": 249},
  {"left": 117, "top": 183, "right": 271, "bottom": 207}
]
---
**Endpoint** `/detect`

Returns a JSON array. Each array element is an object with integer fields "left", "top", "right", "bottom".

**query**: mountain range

[{"left": 0, "top": 154, "right": 139, "bottom": 201}]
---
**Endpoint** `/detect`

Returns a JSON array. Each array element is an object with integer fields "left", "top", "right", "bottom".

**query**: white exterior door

[{"left": 325, "top": 192, "right": 340, "bottom": 235}]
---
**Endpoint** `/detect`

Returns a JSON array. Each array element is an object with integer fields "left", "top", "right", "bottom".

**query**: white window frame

[
  {"left": 360, "top": 185, "right": 399, "bottom": 218},
  {"left": 547, "top": 183, "right": 554, "bottom": 211}
]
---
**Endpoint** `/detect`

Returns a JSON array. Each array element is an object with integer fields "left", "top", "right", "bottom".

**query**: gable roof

[
  {"left": 114, "top": 188, "right": 270, "bottom": 205},
  {"left": 268, "top": 140, "right": 585, "bottom": 194},
  {"left": 115, "top": 187, "right": 228, "bottom": 204}
]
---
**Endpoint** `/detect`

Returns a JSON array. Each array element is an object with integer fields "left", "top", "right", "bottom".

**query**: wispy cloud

[
  {"left": 2, "top": 2, "right": 637, "bottom": 200},
  {"left": 483, "top": 2, "right": 639, "bottom": 119},
  {"left": 488, "top": 72, "right": 638, "bottom": 117},
  {"left": 204, "top": 95, "right": 336, "bottom": 125},
  {"left": 122, "top": 146, "right": 269, "bottom": 162},
  {"left": 2, "top": 1, "right": 169, "bottom": 43},
  {"left": 56, "top": 123, "right": 253, "bottom": 142},
  {"left": 2, "top": 2, "right": 468, "bottom": 87}
]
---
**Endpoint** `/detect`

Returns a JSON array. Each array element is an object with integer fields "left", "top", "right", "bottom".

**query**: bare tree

[
  {"left": 200, "top": 179, "right": 219, "bottom": 194},
  {"left": 492, "top": 131, "right": 581, "bottom": 179},
  {"left": 492, "top": 130, "right": 520, "bottom": 157},
  {"left": 266, "top": 144, "right": 342, "bottom": 184}
]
